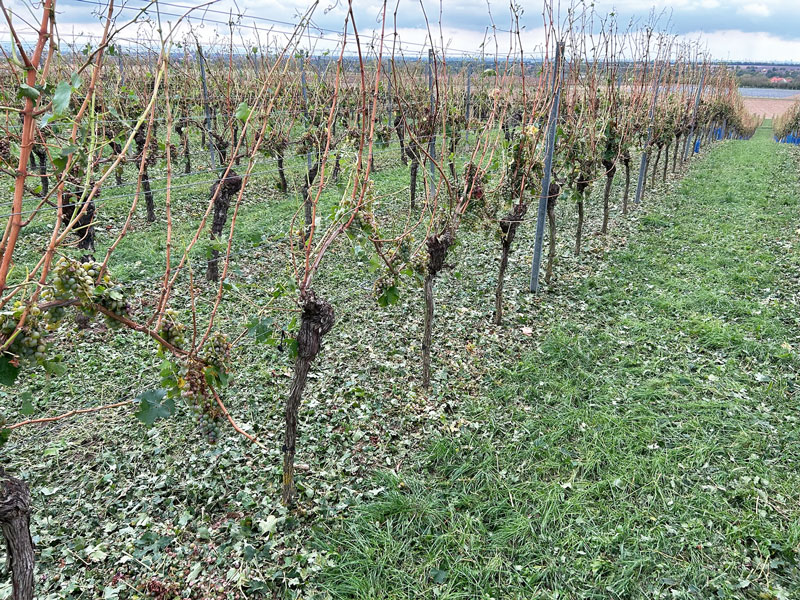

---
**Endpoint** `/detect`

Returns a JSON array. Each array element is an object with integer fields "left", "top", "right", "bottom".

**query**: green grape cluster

[
  {"left": 409, "top": 250, "right": 428, "bottom": 277},
  {"left": 46, "top": 257, "right": 129, "bottom": 327},
  {"left": 38, "top": 287, "right": 66, "bottom": 328},
  {"left": 51, "top": 257, "right": 109, "bottom": 302},
  {"left": 202, "top": 332, "right": 230, "bottom": 370},
  {"left": 96, "top": 285, "right": 129, "bottom": 328},
  {"left": 1, "top": 302, "right": 50, "bottom": 364},
  {"left": 158, "top": 309, "right": 186, "bottom": 349},
  {"left": 179, "top": 362, "right": 221, "bottom": 443},
  {"left": 373, "top": 273, "right": 395, "bottom": 302}
]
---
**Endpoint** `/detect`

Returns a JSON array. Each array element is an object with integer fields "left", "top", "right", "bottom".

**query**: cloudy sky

[{"left": 9, "top": 0, "right": 800, "bottom": 62}]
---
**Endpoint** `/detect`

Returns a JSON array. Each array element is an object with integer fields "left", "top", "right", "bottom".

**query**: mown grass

[
  {"left": 314, "top": 126, "right": 800, "bottom": 599},
  {"left": 2, "top": 124, "right": 797, "bottom": 599}
]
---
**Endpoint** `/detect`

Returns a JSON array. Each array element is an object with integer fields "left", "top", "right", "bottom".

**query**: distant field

[
  {"left": 738, "top": 87, "right": 799, "bottom": 119},
  {"left": 742, "top": 96, "right": 799, "bottom": 119},
  {"left": 739, "top": 87, "right": 800, "bottom": 99}
]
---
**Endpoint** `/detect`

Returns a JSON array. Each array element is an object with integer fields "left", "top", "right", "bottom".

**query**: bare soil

[{"left": 743, "top": 94, "right": 800, "bottom": 119}]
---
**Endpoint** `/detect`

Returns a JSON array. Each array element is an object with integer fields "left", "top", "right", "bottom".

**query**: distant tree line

[{"left": 736, "top": 66, "right": 800, "bottom": 90}]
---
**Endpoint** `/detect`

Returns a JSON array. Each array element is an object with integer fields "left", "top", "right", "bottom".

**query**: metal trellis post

[
  {"left": 427, "top": 49, "right": 436, "bottom": 198},
  {"left": 529, "top": 41, "right": 564, "bottom": 293},
  {"left": 634, "top": 63, "right": 664, "bottom": 205},
  {"left": 197, "top": 47, "right": 217, "bottom": 171},
  {"left": 301, "top": 60, "right": 312, "bottom": 171},
  {"left": 684, "top": 69, "right": 705, "bottom": 161},
  {"left": 465, "top": 62, "right": 472, "bottom": 144},
  {"left": 117, "top": 52, "right": 125, "bottom": 87}
]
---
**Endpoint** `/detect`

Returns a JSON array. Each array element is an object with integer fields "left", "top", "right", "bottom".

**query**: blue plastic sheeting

[
  {"left": 694, "top": 140, "right": 701, "bottom": 153},
  {"left": 777, "top": 132, "right": 800, "bottom": 145}
]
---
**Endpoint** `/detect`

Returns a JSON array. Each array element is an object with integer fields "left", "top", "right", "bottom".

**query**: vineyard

[{"left": 0, "top": 0, "right": 798, "bottom": 599}]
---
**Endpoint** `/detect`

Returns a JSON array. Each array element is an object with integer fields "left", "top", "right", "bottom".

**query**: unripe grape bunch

[
  {"left": 158, "top": 309, "right": 186, "bottom": 350},
  {"left": 0, "top": 301, "right": 50, "bottom": 364},
  {"left": 2, "top": 256, "right": 130, "bottom": 372},
  {"left": 201, "top": 331, "right": 231, "bottom": 370},
  {"left": 50, "top": 256, "right": 105, "bottom": 302},
  {"left": 179, "top": 360, "right": 223, "bottom": 443}
]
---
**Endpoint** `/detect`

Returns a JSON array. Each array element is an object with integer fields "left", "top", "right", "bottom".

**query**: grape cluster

[
  {"left": 1, "top": 302, "right": 50, "bottom": 364},
  {"left": 51, "top": 257, "right": 107, "bottom": 302},
  {"left": 158, "top": 309, "right": 186, "bottom": 350},
  {"left": 202, "top": 332, "right": 231, "bottom": 370},
  {"left": 179, "top": 362, "right": 221, "bottom": 443},
  {"left": 373, "top": 274, "right": 396, "bottom": 302},
  {"left": 37, "top": 288, "right": 66, "bottom": 328},
  {"left": 409, "top": 249, "right": 428, "bottom": 277},
  {"left": 96, "top": 285, "right": 129, "bottom": 328}
]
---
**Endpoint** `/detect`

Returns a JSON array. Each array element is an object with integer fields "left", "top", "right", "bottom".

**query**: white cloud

[
  {"left": 3, "top": 0, "right": 800, "bottom": 63},
  {"left": 679, "top": 28, "right": 800, "bottom": 61},
  {"left": 737, "top": 3, "right": 772, "bottom": 17}
]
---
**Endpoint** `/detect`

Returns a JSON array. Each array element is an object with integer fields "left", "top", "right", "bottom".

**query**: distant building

[{"left": 769, "top": 77, "right": 789, "bottom": 83}]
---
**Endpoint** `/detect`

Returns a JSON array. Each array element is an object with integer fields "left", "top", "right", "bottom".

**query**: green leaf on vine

[
  {"left": 53, "top": 144, "right": 79, "bottom": 173},
  {"left": 246, "top": 317, "right": 275, "bottom": 344},
  {"left": 133, "top": 389, "right": 173, "bottom": 426},
  {"left": 0, "top": 354, "right": 20, "bottom": 386},
  {"left": 17, "top": 83, "right": 40, "bottom": 100},
  {"left": 377, "top": 286, "right": 400, "bottom": 307},
  {"left": 53, "top": 80, "right": 72, "bottom": 115},
  {"left": 285, "top": 338, "right": 299, "bottom": 358},
  {"left": 204, "top": 366, "right": 228, "bottom": 389},
  {"left": 0, "top": 425, "right": 9, "bottom": 448},
  {"left": 235, "top": 101, "right": 251, "bottom": 122},
  {"left": 19, "top": 391, "right": 35, "bottom": 416},
  {"left": 42, "top": 359, "right": 66, "bottom": 376}
]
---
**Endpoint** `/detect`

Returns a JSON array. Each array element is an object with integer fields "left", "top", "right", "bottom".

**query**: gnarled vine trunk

[
  {"left": 409, "top": 155, "right": 419, "bottom": 210},
  {"left": 672, "top": 135, "right": 680, "bottom": 174},
  {"left": 211, "top": 132, "right": 229, "bottom": 164},
  {"left": 642, "top": 149, "right": 650, "bottom": 195},
  {"left": 233, "top": 124, "right": 240, "bottom": 166},
  {"left": 494, "top": 202, "right": 528, "bottom": 325},
  {"left": 282, "top": 292, "right": 334, "bottom": 506},
  {"left": 422, "top": 229, "right": 454, "bottom": 389},
  {"left": 175, "top": 119, "right": 190, "bottom": 174},
  {"left": 394, "top": 114, "right": 407, "bottom": 165},
  {"left": 32, "top": 146, "right": 47, "bottom": 197},
  {"left": 206, "top": 171, "right": 242, "bottom": 281},
  {"left": 183, "top": 125, "right": 191, "bottom": 174},
  {"left": 601, "top": 159, "right": 616, "bottom": 235},
  {"left": 544, "top": 182, "right": 559, "bottom": 285},
  {"left": 110, "top": 140, "right": 125, "bottom": 185},
  {"left": 1, "top": 468, "right": 34, "bottom": 600},
  {"left": 650, "top": 146, "right": 662, "bottom": 188},
  {"left": 575, "top": 178, "right": 589, "bottom": 256},
  {"left": 302, "top": 162, "right": 320, "bottom": 239},
  {"left": 662, "top": 143, "right": 670, "bottom": 183},
  {"left": 142, "top": 176, "right": 155, "bottom": 222},
  {"left": 62, "top": 189, "right": 96, "bottom": 253},
  {"left": 276, "top": 151, "right": 287, "bottom": 193},
  {"left": 622, "top": 153, "right": 631, "bottom": 215},
  {"left": 134, "top": 127, "right": 156, "bottom": 222}
]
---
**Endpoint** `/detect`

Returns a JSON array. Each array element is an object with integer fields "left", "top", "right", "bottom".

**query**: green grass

[
  {"left": 313, "top": 126, "right": 800, "bottom": 599},
  {"left": 2, "top": 126, "right": 799, "bottom": 599}
]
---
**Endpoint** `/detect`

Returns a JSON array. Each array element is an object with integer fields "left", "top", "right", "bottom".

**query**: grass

[
  {"left": 313, "top": 126, "right": 800, "bottom": 599},
  {"left": 1, "top": 125, "right": 798, "bottom": 599}
]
